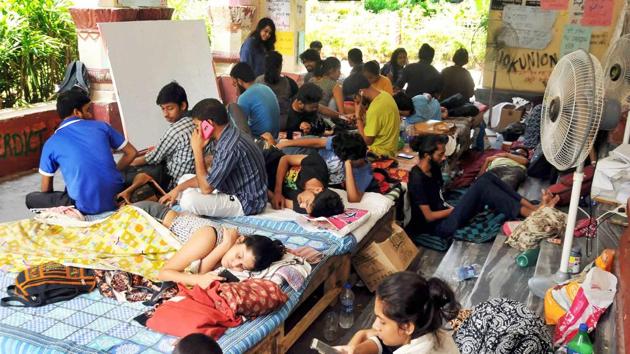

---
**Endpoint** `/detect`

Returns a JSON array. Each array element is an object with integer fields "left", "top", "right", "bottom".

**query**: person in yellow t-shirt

[
  {"left": 363, "top": 61, "right": 393, "bottom": 95},
  {"left": 343, "top": 73, "right": 400, "bottom": 159}
]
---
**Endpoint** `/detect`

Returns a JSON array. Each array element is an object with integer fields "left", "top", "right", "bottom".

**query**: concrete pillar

[
  {"left": 69, "top": 0, "right": 174, "bottom": 133},
  {"left": 208, "top": 0, "right": 306, "bottom": 74}
]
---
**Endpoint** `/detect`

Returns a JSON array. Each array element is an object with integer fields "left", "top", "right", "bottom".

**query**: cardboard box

[
  {"left": 352, "top": 223, "right": 419, "bottom": 292},
  {"left": 488, "top": 102, "right": 526, "bottom": 132}
]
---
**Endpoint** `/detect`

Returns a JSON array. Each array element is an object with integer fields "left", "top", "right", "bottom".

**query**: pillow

[{"left": 218, "top": 279, "right": 288, "bottom": 318}]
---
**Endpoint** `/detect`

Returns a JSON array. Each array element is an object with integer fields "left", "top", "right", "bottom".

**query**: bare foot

[{"left": 540, "top": 189, "right": 560, "bottom": 208}]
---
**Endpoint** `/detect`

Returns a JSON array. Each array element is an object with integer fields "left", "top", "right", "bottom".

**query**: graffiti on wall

[
  {"left": 495, "top": 49, "right": 559, "bottom": 85},
  {"left": 0, "top": 126, "right": 47, "bottom": 160}
]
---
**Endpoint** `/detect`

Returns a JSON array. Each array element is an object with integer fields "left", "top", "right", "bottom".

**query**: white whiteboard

[{"left": 99, "top": 20, "right": 220, "bottom": 150}]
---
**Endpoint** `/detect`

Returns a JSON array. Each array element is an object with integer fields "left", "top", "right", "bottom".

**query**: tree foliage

[{"left": 0, "top": 0, "right": 77, "bottom": 108}]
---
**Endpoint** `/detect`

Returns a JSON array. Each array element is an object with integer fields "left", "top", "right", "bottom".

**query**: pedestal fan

[{"left": 528, "top": 49, "right": 605, "bottom": 296}]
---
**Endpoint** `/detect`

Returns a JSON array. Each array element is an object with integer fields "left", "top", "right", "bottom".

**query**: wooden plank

[
  {"left": 433, "top": 240, "right": 494, "bottom": 306},
  {"left": 281, "top": 287, "right": 342, "bottom": 351},
  {"left": 467, "top": 234, "right": 536, "bottom": 308}
]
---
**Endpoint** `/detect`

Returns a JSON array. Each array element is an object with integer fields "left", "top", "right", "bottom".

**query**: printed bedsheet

[{"left": 0, "top": 215, "right": 357, "bottom": 354}]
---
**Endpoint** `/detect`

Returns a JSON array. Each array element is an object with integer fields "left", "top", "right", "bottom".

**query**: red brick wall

[{"left": 0, "top": 106, "right": 60, "bottom": 178}]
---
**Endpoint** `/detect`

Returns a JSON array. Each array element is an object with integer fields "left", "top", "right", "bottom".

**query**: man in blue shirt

[
  {"left": 25, "top": 89, "right": 138, "bottom": 214},
  {"left": 230, "top": 62, "right": 280, "bottom": 140},
  {"left": 159, "top": 98, "right": 267, "bottom": 217},
  {"left": 275, "top": 131, "right": 373, "bottom": 203}
]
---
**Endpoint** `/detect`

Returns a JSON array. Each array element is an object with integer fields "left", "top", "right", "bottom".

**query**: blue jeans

[{"left": 435, "top": 172, "right": 522, "bottom": 237}]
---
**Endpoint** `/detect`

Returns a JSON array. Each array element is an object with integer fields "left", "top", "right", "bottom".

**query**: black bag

[
  {"left": 502, "top": 122, "right": 525, "bottom": 142},
  {"left": 527, "top": 144, "right": 557, "bottom": 181},
  {"left": 57, "top": 60, "right": 90, "bottom": 94},
  {"left": 448, "top": 104, "right": 479, "bottom": 118},
  {"left": 1, "top": 263, "right": 96, "bottom": 307},
  {"left": 440, "top": 93, "right": 468, "bottom": 109}
]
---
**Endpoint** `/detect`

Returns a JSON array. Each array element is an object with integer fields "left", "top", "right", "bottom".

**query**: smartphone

[
  {"left": 201, "top": 120, "right": 214, "bottom": 140},
  {"left": 310, "top": 339, "right": 340, "bottom": 354},
  {"left": 218, "top": 269, "right": 240, "bottom": 283},
  {"left": 397, "top": 152, "right": 414, "bottom": 159}
]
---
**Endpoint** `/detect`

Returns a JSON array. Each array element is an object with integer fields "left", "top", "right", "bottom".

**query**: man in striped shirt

[
  {"left": 159, "top": 98, "right": 267, "bottom": 217},
  {"left": 129, "top": 82, "right": 209, "bottom": 190}
]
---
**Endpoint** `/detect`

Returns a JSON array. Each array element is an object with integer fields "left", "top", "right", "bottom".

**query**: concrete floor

[{"left": 0, "top": 170, "right": 66, "bottom": 222}]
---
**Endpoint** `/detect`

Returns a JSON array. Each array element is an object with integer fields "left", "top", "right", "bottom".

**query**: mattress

[
  {"left": 250, "top": 190, "right": 394, "bottom": 243},
  {"left": 0, "top": 209, "right": 392, "bottom": 354}
]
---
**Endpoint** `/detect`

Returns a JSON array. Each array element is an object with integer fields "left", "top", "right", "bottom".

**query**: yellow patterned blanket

[{"left": 0, "top": 205, "right": 182, "bottom": 281}]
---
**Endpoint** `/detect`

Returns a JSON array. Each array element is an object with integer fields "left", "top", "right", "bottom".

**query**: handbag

[{"left": 1, "top": 262, "right": 96, "bottom": 307}]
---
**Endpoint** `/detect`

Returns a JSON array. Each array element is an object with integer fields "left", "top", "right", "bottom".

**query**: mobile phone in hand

[
  {"left": 218, "top": 269, "right": 240, "bottom": 283},
  {"left": 310, "top": 338, "right": 340, "bottom": 354},
  {"left": 201, "top": 120, "right": 214, "bottom": 140}
]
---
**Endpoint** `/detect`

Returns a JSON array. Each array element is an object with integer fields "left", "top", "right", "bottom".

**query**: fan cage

[
  {"left": 603, "top": 35, "right": 630, "bottom": 110},
  {"left": 541, "top": 50, "right": 604, "bottom": 171}
]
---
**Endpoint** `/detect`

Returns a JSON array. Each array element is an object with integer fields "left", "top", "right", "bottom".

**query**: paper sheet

[
  {"left": 275, "top": 31, "right": 295, "bottom": 56},
  {"left": 581, "top": 0, "right": 614, "bottom": 26},
  {"left": 541, "top": 0, "right": 569, "bottom": 10},
  {"left": 502, "top": 5, "right": 558, "bottom": 49},
  {"left": 560, "top": 25, "right": 593, "bottom": 57},
  {"left": 267, "top": 0, "right": 291, "bottom": 30}
]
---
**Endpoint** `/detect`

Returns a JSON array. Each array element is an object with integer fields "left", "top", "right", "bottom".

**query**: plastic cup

[{"left": 323, "top": 311, "right": 338, "bottom": 342}]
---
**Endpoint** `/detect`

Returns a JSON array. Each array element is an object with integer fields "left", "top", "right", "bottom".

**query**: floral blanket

[{"left": 0, "top": 206, "right": 181, "bottom": 280}]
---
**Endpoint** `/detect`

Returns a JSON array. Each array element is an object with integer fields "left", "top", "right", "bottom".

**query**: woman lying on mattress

[{"left": 134, "top": 201, "right": 286, "bottom": 289}]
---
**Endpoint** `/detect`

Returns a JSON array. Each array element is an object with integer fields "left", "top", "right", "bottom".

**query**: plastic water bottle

[
  {"left": 566, "top": 323, "right": 593, "bottom": 354},
  {"left": 453, "top": 264, "right": 481, "bottom": 282},
  {"left": 339, "top": 283, "right": 354, "bottom": 329}
]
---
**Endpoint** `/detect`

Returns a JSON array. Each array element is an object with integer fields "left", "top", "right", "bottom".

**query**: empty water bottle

[
  {"left": 339, "top": 283, "right": 354, "bottom": 329},
  {"left": 453, "top": 264, "right": 481, "bottom": 282}
]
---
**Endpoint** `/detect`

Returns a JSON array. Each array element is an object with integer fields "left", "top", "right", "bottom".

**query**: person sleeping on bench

[
  {"left": 134, "top": 201, "right": 286, "bottom": 289},
  {"left": 263, "top": 149, "right": 345, "bottom": 217},
  {"left": 275, "top": 131, "right": 373, "bottom": 203}
]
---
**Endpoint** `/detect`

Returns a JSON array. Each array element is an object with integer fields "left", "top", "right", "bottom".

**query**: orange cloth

[{"left": 371, "top": 75, "right": 393, "bottom": 94}]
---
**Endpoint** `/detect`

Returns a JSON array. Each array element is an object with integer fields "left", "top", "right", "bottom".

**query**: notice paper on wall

[
  {"left": 502, "top": 5, "right": 558, "bottom": 49},
  {"left": 560, "top": 25, "right": 593, "bottom": 57},
  {"left": 267, "top": 0, "right": 290, "bottom": 30},
  {"left": 541, "top": 0, "right": 569, "bottom": 10},
  {"left": 276, "top": 31, "right": 295, "bottom": 56},
  {"left": 581, "top": 0, "right": 614, "bottom": 26}
]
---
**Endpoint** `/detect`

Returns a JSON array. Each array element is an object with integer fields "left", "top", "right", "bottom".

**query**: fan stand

[{"left": 528, "top": 164, "right": 585, "bottom": 298}]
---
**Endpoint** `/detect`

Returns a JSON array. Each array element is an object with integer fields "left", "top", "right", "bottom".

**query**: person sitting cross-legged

[
  {"left": 127, "top": 81, "right": 207, "bottom": 191},
  {"left": 406, "top": 135, "right": 559, "bottom": 239},
  {"left": 230, "top": 62, "right": 280, "bottom": 140},
  {"left": 159, "top": 98, "right": 267, "bottom": 217},
  {"left": 26, "top": 88, "right": 138, "bottom": 215},
  {"left": 285, "top": 83, "right": 328, "bottom": 139},
  {"left": 343, "top": 73, "right": 401, "bottom": 159}
]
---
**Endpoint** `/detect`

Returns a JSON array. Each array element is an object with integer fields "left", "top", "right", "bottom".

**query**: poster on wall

[
  {"left": 267, "top": 0, "right": 291, "bottom": 31},
  {"left": 560, "top": 24, "right": 592, "bottom": 57},
  {"left": 502, "top": 5, "right": 558, "bottom": 49},
  {"left": 541, "top": 0, "right": 568, "bottom": 10},
  {"left": 581, "top": 0, "right": 614, "bottom": 26},
  {"left": 276, "top": 31, "right": 295, "bottom": 56}
]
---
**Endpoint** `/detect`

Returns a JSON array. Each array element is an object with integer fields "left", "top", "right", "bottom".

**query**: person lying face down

[
  {"left": 265, "top": 151, "right": 345, "bottom": 217},
  {"left": 134, "top": 201, "right": 285, "bottom": 289}
]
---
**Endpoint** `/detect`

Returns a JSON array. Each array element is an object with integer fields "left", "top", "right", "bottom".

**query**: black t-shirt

[
  {"left": 286, "top": 104, "right": 326, "bottom": 138},
  {"left": 406, "top": 165, "right": 447, "bottom": 235},
  {"left": 397, "top": 61, "right": 443, "bottom": 98},
  {"left": 283, "top": 153, "right": 329, "bottom": 214}
]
